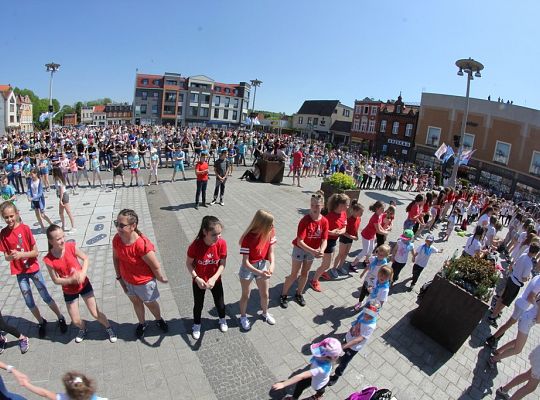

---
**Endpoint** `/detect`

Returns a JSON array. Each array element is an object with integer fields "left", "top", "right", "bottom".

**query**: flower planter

[
  {"left": 257, "top": 159, "right": 284, "bottom": 184},
  {"left": 320, "top": 181, "right": 360, "bottom": 206},
  {"left": 410, "top": 273, "right": 489, "bottom": 353}
]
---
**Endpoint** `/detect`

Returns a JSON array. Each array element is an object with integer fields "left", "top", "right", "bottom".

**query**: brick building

[
  {"left": 350, "top": 98, "right": 385, "bottom": 152},
  {"left": 105, "top": 103, "right": 132, "bottom": 125},
  {"left": 63, "top": 113, "right": 78, "bottom": 126}
]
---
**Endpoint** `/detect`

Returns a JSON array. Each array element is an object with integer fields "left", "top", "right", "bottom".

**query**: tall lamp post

[
  {"left": 249, "top": 79, "right": 262, "bottom": 130},
  {"left": 448, "top": 57, "right": 483, "bottom": 188},
  {"left": 45, "top": 62, "right": 60, "bottom": 135}
]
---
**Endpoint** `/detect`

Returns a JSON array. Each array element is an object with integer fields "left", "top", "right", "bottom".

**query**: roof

[
  {"left": 330, "top": 120, "right": 352, "bottom": 133},
  {"left": 382, "top": 104, "right": 419, "bottom": 115},
  {"left": 93, "top": 105, "right": 106, "bottom": 113},
  {"left": 0, "top": 84, "right": 12, "bottom": 100},
  {"left": 297, "top": 100, "right": 340, "bottom": 116}
]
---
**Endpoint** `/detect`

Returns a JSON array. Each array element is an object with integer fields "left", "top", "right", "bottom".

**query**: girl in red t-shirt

[
  {"left": 238, "top": 210, "right": 276, "bottom": 331},
  {"left": 280, "top": 192, "right": 328, "bottom": 308},
  {"left": 194, "top": 153, "right": 209, "bottom": 209},
  {"left": 44, "top": 225, "right": 116, "bottom": 343},
  {"left": 376, "top": 205, "right": 395, "bottom": 248},
  {"left": 112, "top": 209, "right": 169, "bottom": 339},
  {"left": 332, "top": 200, "right": 364, "bottom": 274},
  {"left": 351, "top": 201, "right": 389, "bottom": 268},
  {"left": 186, "top": 216, "right": 227, "bottom": 340},
  {"left": 311, "top": 193, "right": 350, "bottom": 290},
  {"left": 404, "top": 194, "right": 425, "bottom": 232},
  {"left": 0, "top": 201, "right": 66, "bottom": 341}
]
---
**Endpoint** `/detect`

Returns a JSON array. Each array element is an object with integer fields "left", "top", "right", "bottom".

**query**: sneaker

[
  {"left": 488, "top": 317, "right": 499, "bottom": 328},
  {"left": 349, "top": 264, "right": 359, "bottom": 273},
  {"left": 75, "top": 329, "right": 87, "bottom": 343},
  {"left": 135, "top": 323, "right": 147, "bottom": 339},
  {"left": 496, "top": 386, "right": 510, "bottom": 400},
  {"left": 106, "top": 327, "right": 117, "bottom": 343},
  {"left": 19, "top": 337, "right": 29, "bottom": 354},
  {"left": 310, "top": 279, "right": 322, "bottom": 292},
  {"left": 262, "top": 313, "right": 276, "bottom": 325},
  {"left": 156, "top": 318, "right": 169, "bottom": 333},
  {"left": 219, "top": 200, "right": 224, "bottom": 206},
  {"left": 485, "top": 335, "right": 498, "bottom": 349},
  {"left": 0, "top": 334, "right": 5, "bottom": 354},
  {"left": 295, "top": 293, "right": 306, "bottom": 307},
  {"left": 327, "top": 375, "right": 339, "bottom": 387},
  {"left": 58, "top": 316, "right": 68, "bottom": 334},
  {"left": 329, "top": 269, "right": 339, "bottom": 279},
  {"left": 240, "top": 316, "right": 251, "bottom": 331},
  {"left": 219, "top": 318, "right": 228, "bottom": 332},
  {"left": 192, "top": 324, "right": 201, "bottom": 340},
  {"left": 38, "top": 319, "right": 47, "bottom": 338},
  {"left": 210, "top": 200, "right": 217, "bottom": 205},
  {"left": 320, "top": 272, "right": 332, "bottom": 281},
  {"left": 338, "top": 266, "right": 349, "bottom": 275},
  {"left": 279, "top": 295, "right": 289, "bottom": 309},
  {"left": 194, "top": 203, "right": 199, "bottom": 210}
]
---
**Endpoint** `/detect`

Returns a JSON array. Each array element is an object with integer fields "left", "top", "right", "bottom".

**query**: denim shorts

[
  {"left": 17, "top": 270, "right": 54, "bottom": 309},
  {"left": 63, "top": 281, "right": 94, "bottom": 303},
  {"left": 174, "top": 163, "right": 184, "bottom": 172},
  {"left": 292, "top": 246, "right": 315, "bottom": 262},
  {"left": 238, "top": 260, "right": 267, "bottom": 281},
  {"left": 125, "top": 279, "right": 160, "bottom": 303}
]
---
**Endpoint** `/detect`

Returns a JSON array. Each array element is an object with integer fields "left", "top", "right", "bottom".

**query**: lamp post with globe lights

[
  {"left": 249, "top": 79, "right": 262, "bottom": 130},
  {"left": 45, "top": 62, "right": 60, "bottom": 135},
  {"left": 448, "top": 57, "right": 484, "bottom": 188}
]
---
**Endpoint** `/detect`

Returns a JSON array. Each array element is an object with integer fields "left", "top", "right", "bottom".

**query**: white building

[
  {"left": 81, "top": 106, "right": 94, "bottom": 124},
  {"left": 0, "top": 85, "right": 19, "bottom": 135}
]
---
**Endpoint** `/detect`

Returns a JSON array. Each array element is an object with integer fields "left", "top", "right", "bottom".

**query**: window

[
  {"left": 10, "top": 104, "right": 14, "bottom": 112},
  {"left": 179, "top": 93, "right": 184, "bottom": 102},
  {"left": 380, "top": 120, "right": 387, "bottom": 133},
  {"left": 151, "top": 104, "right": 158, "bottom": 114},
  {"left": 368, "top": 120, "right": 375, "bottom": 132},
  {"left": 199, "top": 108, "right": 209, "bottom": 117},
  {"left": 153, "top": 79, "right": 161, "bottom": 85},
  {"left": 360, "top": 117, "right": 368, "bottom": 132},
  {"left": 530, "top": 151, "right": 540, "bottom": 176},
  {"left": 307, "top": 117, "right": 312, "bottom": 124},
  {"left": 232, "top": 111, "right": 238, "bottom": 120},
  {"left": 10, "top": 116, "right": 14, "bottom": 123},
  {"left": 355, "top": 105, "right": 362, "bottom": 114},
  {"left": 224, "top": 110, "right": 229, "bottom": 119},
  {"left": 493, "top": 141, "right": 511, "bottom": 165},
  {"left": 370, "top": 106, "right": 377, "bottom": 115},
  {"left": 313, "top": 117, "right": 319, "bottom": 125},
  {"left": 165, "top": 93, "right": 176, "bottom": 102},
  {"left": 353, "top": 119, "right": 360, "bottom": 131},
  {"left": 202, "top": 95, "right": 210, "bottom": 104},
  {"left": 396, "top": 105, "right": 402, "bottom": 113},
  {"left": 363, "top": 106, "right": 369, "bottom": 114},
  {"left": 163, "top": 105, "right": 175, "bottom": 115},
  {"left": 392, "top": 122, "right": 399, "bottom": 134},
  {"left": 189, "top": 106, "right": 198, "bottom": 117},
  {"left": 177, "top": 106, "right": 183, "bottom": 114},
  {"left": 224, "top": 88, "right": 230, "bottom": 94},
  {"left": 153, "top": 92, "right": 159, "bottom": 98},
  {"left": 141, "top": 92, "right": 148, "bottom": 100},
  {"left": 165, "top": 80, "right": 177, "bottom": 86},
  {"left": 426, "top": 126, "right": 441, "bottom": 146},
  {"left": 214, "top": 96, "right": 220, "bottom": 106},
  {"left": 405, "top": 124, "right": 414, "bottom": 137},
  {"left": 214, "top": 86, "right": 221, "bottom": 92},
  {"left": 190, "top": 93, "right": 199, "bottom": 103},
  {"left": 213, "top": 108, "right": 219, "bottom": 118},
  {"left": 462, "top": 133, "right": 475, "bottom": 150},
  {"left": 233, "top": 98, "right": 239, "bottom": 108},
  {"left": 298, "top": 116, "right": 303, "bottom": 124},
  {"left": 225, "top": 97, "right": 230, "bottom": 107},
  {"left": 141, "top": 79, "right": 149, "bottom": 85},
  {"left": 234, "top": 89, "right": 239, "bottom": 96}
]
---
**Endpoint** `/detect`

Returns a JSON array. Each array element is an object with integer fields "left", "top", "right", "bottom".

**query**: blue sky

[{"left": 2, "top": 0, "right": 537, "bottom": 114}]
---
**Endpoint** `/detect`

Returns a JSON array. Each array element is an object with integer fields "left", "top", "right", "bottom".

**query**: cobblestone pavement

[{"left": 1, "top": 167, "right": 539, "bottom": 399}]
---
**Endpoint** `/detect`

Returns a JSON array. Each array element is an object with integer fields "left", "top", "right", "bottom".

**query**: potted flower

[
  {"left": 411, "top": 256, "right": 499, "bottom": 353},
  {"left": 320, "top": 173, "right": 360, "bottom": 207}
]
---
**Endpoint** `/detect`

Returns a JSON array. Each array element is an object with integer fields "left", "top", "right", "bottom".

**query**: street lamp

[
  {"left": 447, "top": 57, "right": 483, "bottom": 188},
  {"left": 45, "top": 62, "right": 60, "bottom": 135},
  {"left": 249, "top": 79, "right": 262, "bottom": 130}
]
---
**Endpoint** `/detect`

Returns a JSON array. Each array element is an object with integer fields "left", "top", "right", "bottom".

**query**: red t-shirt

[
  {"left": 422, "top": 202, "right": 430, "bottom": 213},
  {"left": 292, "top": 215, "right": 329, "bottom": 249},
  {"left": 326, "top": 211, "right": 347, "bottom": 239},
  {"left": 407, "top": 203, "right": 421, "bottom": 221},
  {"left": 292, "top": 151, "right": 303, "bottom": 168},
  {"left": 240, "top": 228, "right": 276, "bottom": 263},
  {"left": 187, "top": 238, "right": 227, "bottom": 282},
  {"left": 0, "top": 224, "right": 40, "bottom": 275},
  {"left": 196, "top": 161, "right": 209, "bottom": 181},
  {"left": 43, "top": 242, "right": 89, "bottom": 295},
  {"left": 345, "top": 216, "right": 361, "bottom": 237},
  {"left": 112, "top": 234, "right": 155, "bottom": 285},
  {"left": 361, "top": 213, "right": 383, "bottom": 240}
]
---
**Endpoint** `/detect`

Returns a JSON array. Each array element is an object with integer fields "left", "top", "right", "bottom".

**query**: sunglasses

[
  {"left": 114, "top": 220, "right": 132, "bottom": 229},
  {"left": 311, "top": 194, "right": 323, "bottom": 199}
]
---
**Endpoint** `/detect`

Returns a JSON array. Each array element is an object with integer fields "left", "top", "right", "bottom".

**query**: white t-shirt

[
  {"left": 309, "top": 359, "right": 332, "bottom": 390},
  {"left": 346, "top": 321, "right": 376, "bottom": 352},
  {"left": 516, "top": 275, "right": 540, "bottom": 310},
  {"left": 464, "top": 237, "right": 482, "bottom": 256},
  {"left": 511, "top": 253, "right": 534, "bottom": 286},
  {"left": 394, "top": 238, "right": 414, "bottom": 264},
  {"left": 485, "top": 225, "right": 496, "bottom": 247},
  {"left": 477, "top": 213, "right": 490, "bottom": 228},
  {"left": 414, "top": 244, "right": 439, "bottom": 268}
]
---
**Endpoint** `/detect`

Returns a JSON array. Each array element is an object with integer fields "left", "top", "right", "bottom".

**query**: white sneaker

[
  {"left": 192, "top": 324, "right": 201, "bottom": 340},
  {"left": 106, "top": 327, "right": 117, "bottom": 343},
  {"left": 219, "top": 318, "right": 228, "bottom": 332},
  {"left": 262, "top": 313, "right": 276, "bottom": 325},
  {"left": 75, "top": 329, "right": 87, "bottom": 343},
  {"left": 240, "top": 316, "right": 251, "bottom": 331}
]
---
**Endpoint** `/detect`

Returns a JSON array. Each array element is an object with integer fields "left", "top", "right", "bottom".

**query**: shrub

[
  {"left": 459, "top": 178, "right": 470, "bottom": 188},
  {"left": 442, "top": 256, "right": 499, "bottom": 302},
  {"left": 326, "top": 143, "right": 333, "bottom": 150},
  {"left": 325, "top": 173, "right": 357, "bottom": 190}
]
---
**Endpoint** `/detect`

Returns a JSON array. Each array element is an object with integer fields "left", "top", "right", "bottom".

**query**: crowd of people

[{"left": 0, "top": 125, "right": 539, "bottom": 399}]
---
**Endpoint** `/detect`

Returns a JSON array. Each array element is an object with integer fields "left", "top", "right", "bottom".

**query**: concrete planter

[
  {"left": 257, "top": 159, "right": 285, "bottom": 184},
  {"left": 320, "top": 181, "right": 360, "bottom": 206},
  {"left": 411, "top": 273, "right": 489, "bottom": 353}
]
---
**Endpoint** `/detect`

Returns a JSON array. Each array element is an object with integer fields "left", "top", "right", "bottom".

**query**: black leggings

[
  {"left": 192, "top": 280, "right": 225, "bottom": 325},
  {"left": 292, "top": 377, "right": 326, "bottom": 399},
  {"left": 0, "top": 311, "right": 22, "bottom": 338}
]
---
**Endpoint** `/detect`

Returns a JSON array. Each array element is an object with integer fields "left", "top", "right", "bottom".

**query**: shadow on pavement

[
  {"left": 363, "top": 191, "right": 410, "bottom": 205},
  {"left": 381, "top": 310, "right": 453, "bottom": 376},
  {"left": 457, "top": 346, "right": 497, "bottom": 399},
  {"left": 160, "top": 203, "right": 199, "bottom": 211}
]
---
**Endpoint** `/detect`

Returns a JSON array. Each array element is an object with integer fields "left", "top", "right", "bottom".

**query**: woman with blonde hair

[
  {"left": 21, "top": 370, "right": 107, "bottom": 399},
  {"left": 238, "top": 209, "right": 276, "bottom": 331}
]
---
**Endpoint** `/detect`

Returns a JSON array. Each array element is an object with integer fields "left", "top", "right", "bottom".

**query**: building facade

[
  {"left": 16, "top": 94, "right": 33, "bottom": 133},
  {"left": 63, "top": 113, "right": 78, "bottom": 126},
  {"left": 105, "top": 103, "right": 132, "bottom": 125},
  {"left": 0, "top": 85, "right": 19, "bottom": 135},
  {"left": 415, "top": 92, "right": 540, "bottom": 201},
  {"left": 133, "top": 72, "right": 250, "bottom": 127},
  {"left": 292, "top": 100, "right": 353, "bottom": 143},
  {"left": 92, "top": 105, "right": 107, "bottom": 126},
  {"left": 375, "top": 95, "right": 418, "bottom": 161},
  {"left": 81, "top": 106, "right": 94, "bottom": 124},
  {"left": 350, "top": 98, "right": 385, "bottom": 152}
]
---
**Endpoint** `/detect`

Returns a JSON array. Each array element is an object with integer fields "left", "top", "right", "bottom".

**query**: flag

[
  {"left": 459, "top": 149, "right": 476, "bottom": 165},
  {"left": 442, "top": 146, "right": 454, "bottom": 163},
  {"left": 434, "top": 143, "right": 448, "bottom": 160}
]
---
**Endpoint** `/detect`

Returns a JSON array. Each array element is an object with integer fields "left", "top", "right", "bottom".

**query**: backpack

[{"left": 348, "top": 387, "right": 393, "bottom": 400}]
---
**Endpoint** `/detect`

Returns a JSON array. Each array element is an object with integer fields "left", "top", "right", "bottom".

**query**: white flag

[{"left": 434, "top": 143, "right": 448, "bottom": 160}]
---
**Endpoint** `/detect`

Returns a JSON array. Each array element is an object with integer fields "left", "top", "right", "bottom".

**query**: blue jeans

[{"left": 17, "top": 270, "right": 54, "bottom": 310}]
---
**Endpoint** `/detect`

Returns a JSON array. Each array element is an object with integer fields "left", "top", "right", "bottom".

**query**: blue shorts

[
  {"left": 174, "top": 163, "right": 184, "bottom": 172},
  {"left": 238, "top": 260, "right": 267, "bottom": 281}
]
